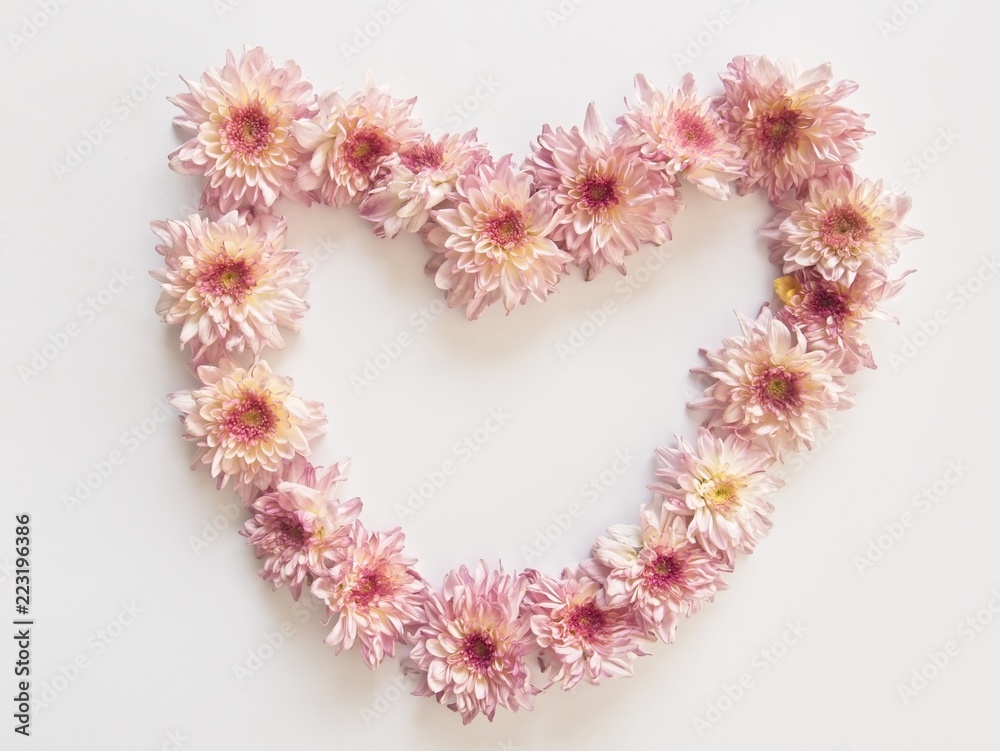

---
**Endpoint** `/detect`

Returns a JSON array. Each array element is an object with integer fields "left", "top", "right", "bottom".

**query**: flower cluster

[{"left": 155, "top": 47, "right": 919, "bottom": 725}]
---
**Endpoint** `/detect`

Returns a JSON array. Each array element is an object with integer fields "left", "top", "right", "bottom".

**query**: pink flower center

[
  {"left": 645, "top": 552, "right": 683, "bottom": 593},
  {"left": 566, "top": 601, "right": 608, "bottom": 642},
  {"left": 202, "top": 258, "right": 256, "bottom": 301},
  {"left": 273, "top": 513, "right": 307, "bottom": 550},
  {"left": 224, "top": 391, "right": 277, "bottom": 444},
  {"left": 224, "top": 102, "right": 274, "bottom": 160},
  {"left": 673, "top": 110, "right": 715, "bottom": 151},
  {"left": 754, "top": 366, "right": 804, "bottom": 413},
  {"left": 401, "top": 143, "right": 444, "bottom": 173},
  {"left": 345, "top": 127, "right": 392, "bottom": 174},
  {"left": 821, "top": 205, "right": 872, "bottom": 250},
  {"left": 461, "top": 631, "right": 496, "bottom": 671},
  {"left": 807, "top": 284, "right": 850, "bottom": 323},
  {"left": 483, "top": 208, "right": 527, "bottom": 249},
  {"left": 351, "top": 568, "right": 389, "bottom": 608},
  {"left": 757, "top": 104, "right": 802, "bottom": 157},
  {"left": 579, "top": 174, "right": 620, "bottom": 211}
]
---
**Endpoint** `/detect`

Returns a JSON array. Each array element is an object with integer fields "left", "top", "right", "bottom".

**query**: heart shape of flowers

[{"left": 152, "top": 47, "right": 920, "bottom": 724}]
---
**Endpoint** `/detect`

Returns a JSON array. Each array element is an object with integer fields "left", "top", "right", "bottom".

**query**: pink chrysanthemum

[
  {"left": 650, "top": 429, "right": 782, "bottom": 563},
  {"left": 293, "top": 73, "right": 422, "bottom": 207},
  {"left": 241, "top": 460, "right": 361, "bottom": 598},
  {"left": 405, "top": 562, "right": 536, "bottom": 724},
  {"left": 424, "top": 156, "right": 570, "bottom": 319},
  {"left": 311, "top": 522, "right": 424, "bottom": 670},
  {"left": 523, "top": 567, "right": 646, "bottom": 690},
  {"left": 617, "top": 73, "right": 745, "bottom": 200},
  {"left": 168, "top": 47, "right": 317, "bottom": 215},
  {"left": 525, "top": 103, "right": 680, "bottom": 280},
  {"left": 715, "top": 56, "right": 870, "bottom": 201},
  {"left": 775, "top": 268, "right": 912, "bottom": 374},
  {"left": 358, "top": 130, "right": 491, "bottom": 238},
  {"left": 150, "top": 211, "right": 309, "bottom": 366},
  {"left": 689, "top": 306, "right": 852, "bottom": 455},
  {"left": 761, "top": 175, "right": 922, "bottom": 283},
  {"left": 167, "top": 360, "right": 327, "bottom": 494},
  {"left": 587, "top": 505, "right": 727, "bottom": 643}
]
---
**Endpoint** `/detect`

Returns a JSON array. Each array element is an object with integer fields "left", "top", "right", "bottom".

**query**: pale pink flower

[
  {"left": 424, "top": 156, "right": 570, "bottom": 319},
  {"left": 525, "top": 103, "right": 680, "bottom": 280},
  {"left": 689, "top": 306, "right": 852, "bottom": 455},
  {"left": 241, "top": 461, "right": 361, "bottom": 598},
  {"left": 150, "top": 211, "right": 309, "bottom": 366},
  {"left": 715, "top": 56, "right": 871, "bottom": 201},
  {"left": 523, "top": 567, "right": 646, "bottom": 690},
  {"left": 650, "top": 429, "right": 782, "bottom": 563},
  {"left": 775, "top": 268, "right": 912, "bottom": 374},
  {"left": 167, "top": 360, "right": 327, "bottom": 494},
  {"left": 168, "top": 47, "right": 317, "bottom": 215},
  {"left": 358, "top": 130, "right": 491, "bottom": 238},
  {"left": 761, "top": 175, "right": 922, "bottom": 283},
  {"left": 617, "top": 73, "right": 745, "bottom": 200},
  {"left": 311, "top": 522, "right": 424, "bottom": 670},
  {"left": 405, "top": 562, "right": 536, "bottom": 724},
  {"left": 293, "top": 73, "right": 422, "bottom": 207},
  {"left": 587, "top": 505, "right": 727, "bottom": 643}
]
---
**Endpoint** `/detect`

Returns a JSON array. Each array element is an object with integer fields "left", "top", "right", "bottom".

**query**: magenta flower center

[
  {"left": 224, "top": 391, "right": 277, "bottom": 444},
  {"left": 273, "top": 513, "right": 307, "bottom": 549},
  {"left": 645, "top": 552, "right": 682, "bottom": 593},
  {"left": 673, "top": 111, "right": 715, "bottom": 151},
  {"left": 755, "top": 366, "right": 804, "bottom": 413},
  {"left": 821, "top": 205, "right": 872, "bottom": 250},
  {"left": 202, "top": 258, "right": 256, "bottom": 301},
  {"left": 461, "top": 631, "right": 497, "bottom": 671},
  {"left": 566, "top": 601, "right": 608, "bottom": 643},
  {"left": 807, "top": 284, "right": 850, "bottom": 323},
  {"left": 401, "top": 143, "right": 444, "bottom": 173},
  {"left": 345, "top": 127, "right": 392, "bottom": 174},
  {"left": 483, "top": 208, "right": 527, "bottom": 249},
  {"left": 224, "top": 102, "right": 274, "bottom": 159},
  {"left": 758, "top": 105, "right": 802, "bottom": 157},
  {"left": 351, "top": 568, "right": 389, "bottom": 608},
  {"left": 579, "top": 174, "right": 620, "bottom": 211}
]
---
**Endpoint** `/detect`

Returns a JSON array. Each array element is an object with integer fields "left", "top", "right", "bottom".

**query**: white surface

[{"left": 3, "top": 0, "right": 998, "bottom": 748}]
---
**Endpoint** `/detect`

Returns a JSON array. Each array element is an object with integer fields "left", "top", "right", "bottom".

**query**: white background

[{"left": 3, "top": 0, "right": 998, "bottom": 748}]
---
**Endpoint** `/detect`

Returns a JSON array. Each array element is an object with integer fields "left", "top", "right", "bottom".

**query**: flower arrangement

[{"left": 153, "top": 47, "right": 919, "bottom": 724}]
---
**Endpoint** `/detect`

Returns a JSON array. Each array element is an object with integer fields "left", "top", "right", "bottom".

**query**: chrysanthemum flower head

[
  {"left": 404, "top": 562, "right": 536, "bottom": 724},
  {"left": 241, "top": 459, "right": 360, "bottom": 598},
  {"left": 587, "top": 505, "right": 727, "bottom": 643},
  {"left": 424, "top": 155, "right": 570, "bottom": 319},
  {"left": 311, "top": 521, "right": 424, "bottom": 670},
  {"left": 617, "top": 73, "right": 745, "bottom": 200},
  {"left": 650, "top": 429, "right": 782, "bottom": 563},
  {"left": 524, "top": 567, "right": 646, "bottom": 690},
  {"left": 168, "top": 47, "right": 317, "bottom": 215},
  {"left": 167, "top": 360, "right": 327, "bottom": 494},
  {"left": 689, "top": 306, "right": 852, "bottom": 456},
  {"left": 761, "top": 175, "right": 922, "bottom": 284},
  {"left": 715, "top": 56, "right": 871, "bottom": 200},
  {"left": 358, "top": 129, "right": 492, "bottom": 238},
  {"left": 150, "top": 211, "right": 310, "bottom": 366},
  {"left": 293, "top": 72, "right": 422, "bottom": 207},
  {"left": 525, "top": 102, "right": 681, "bottom": 280}
]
